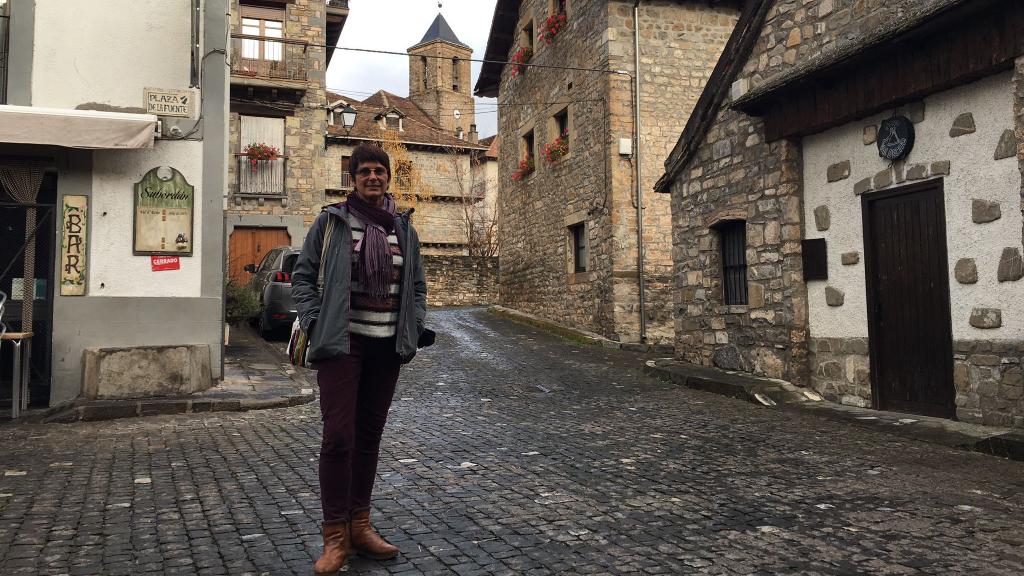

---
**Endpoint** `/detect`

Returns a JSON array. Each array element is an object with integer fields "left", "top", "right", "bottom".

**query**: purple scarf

[{"left": 346, "top": 193, "right": 398, "bottom": 299}]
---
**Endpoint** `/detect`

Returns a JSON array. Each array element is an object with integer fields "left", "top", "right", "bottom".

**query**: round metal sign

[{"left": 877, "top": 115, "right": 915, "bottom": 161}]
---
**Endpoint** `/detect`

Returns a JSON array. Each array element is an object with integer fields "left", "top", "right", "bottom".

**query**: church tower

[{"left": 408, "top": 14, "right": 476, "bottom": 140}]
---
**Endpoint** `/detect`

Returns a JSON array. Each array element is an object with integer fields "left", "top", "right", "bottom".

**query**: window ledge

[
  {"left": 567, "top": 271, "right": 590, "bottom": 284},
  {"left": 715, "top": 304, "right": 749, "bottom": 314}
]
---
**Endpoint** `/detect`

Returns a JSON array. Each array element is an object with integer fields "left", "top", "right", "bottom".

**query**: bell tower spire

[{"left": 407, "top": 13, "right": 475, "bottom": 138}]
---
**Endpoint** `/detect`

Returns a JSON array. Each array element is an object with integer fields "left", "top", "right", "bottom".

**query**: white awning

[{"left": 0, "top": 105, "right": 158, "bottom": 149}]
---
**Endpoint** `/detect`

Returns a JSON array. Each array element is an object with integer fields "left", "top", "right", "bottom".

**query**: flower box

[
  {"left": 510, "top": 46, "right": 534, "bottom": 78},
  {"left": 542, "top": 131, "right": 569, "bottom": 164},
  {"left": 538, "top": 12, "right": 567, "bottom": 45},
  {"left": 511, "top": 157, "right": 535, "bottom": 181}
]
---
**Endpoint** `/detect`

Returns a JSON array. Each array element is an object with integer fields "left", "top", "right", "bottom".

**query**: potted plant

[
  {"left": 510, "top": 46, "right": 534, "bottom": 77},
  {"left": 542, "top": 131, "right": 569, "bottom": 164},
  {"left": 242, "top": 142, "right": 281, "bottom": 172},
  {"left": 511, "top": 156, "right": 535, "bottom": 181},
  {"left": 538, "top": 12, "right": 567, "bottom": 45}
]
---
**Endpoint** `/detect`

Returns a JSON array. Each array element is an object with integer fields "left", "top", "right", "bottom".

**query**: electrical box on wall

[{"left": 618, "top": 138, "right": 632, "bottom": 156}]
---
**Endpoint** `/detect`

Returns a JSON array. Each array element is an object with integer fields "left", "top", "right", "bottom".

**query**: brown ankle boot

[
  {"left": 349, "top": 510, "right": 399, "bottom": 560},
  {"left": 313, "top": 522, "right": 350, "bottom": 575}
]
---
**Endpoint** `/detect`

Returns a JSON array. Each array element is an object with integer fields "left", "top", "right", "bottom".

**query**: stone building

[
  {"left": 656, "top": 0, "right": 1024, "bottom": 426},
  {"left": 324, "top": 15, "right": 498, "bottom": 257},
  {"left": 475, "top": 0, "right": 741, "bottom": 345},
  {"left": 225, "top": 0, "right": 349, "bottom": 283}
]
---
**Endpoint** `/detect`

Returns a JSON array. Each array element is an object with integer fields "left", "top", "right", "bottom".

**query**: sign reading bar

[
  {"left": 61, "top": 195, "right": 88, "bottom": 295},
  {"left": 133, "top": 166, "right": 195, "bottom": 256},
  {"left": 151, "top": 256, "right": 181, "bottom": 271},
  {"left": 144, "top": 87, "right": 196, "bottom": 118}
]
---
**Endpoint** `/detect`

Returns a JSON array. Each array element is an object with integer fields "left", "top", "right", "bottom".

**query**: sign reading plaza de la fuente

[
  {"left": 133, "top": 166, "right": 194, "bottom": 256},
  {"left": 144, "top": 87, "right": 196, "bottom": 118}
]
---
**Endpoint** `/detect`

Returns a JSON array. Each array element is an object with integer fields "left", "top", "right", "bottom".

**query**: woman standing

[{"left": 291, "top": 143, "right": 427, "bottom": 575}]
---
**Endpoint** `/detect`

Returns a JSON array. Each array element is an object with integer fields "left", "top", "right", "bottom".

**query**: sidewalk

[
  {"left": 644, "top": 357, "right": 1024, "bottom": 462},
  {"left": 487, "top": 306, "right": 1024, "bottom": 463},
  {"left": 37, "top": 324, "right": 315, "bottom": 424}
]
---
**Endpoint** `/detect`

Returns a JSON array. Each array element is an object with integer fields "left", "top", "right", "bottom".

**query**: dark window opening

[
  {"left": 523, "top": 130, "right": 535, "bottom": 164},
  {"left": 523, "top": 21, "right": 534, "bottom": 51},
  {"left": 570, "top": 223, "right": 586, "bottom": 272},
  {"left": 452, "top": 57, "right": 460, "bottom": 91},
  {"left": 421, "top": 56, "right": 428, "bottom": 90},
  {"left": 385, "top": 114, "right": 400, "bottom": 129},
  {"left": 554, "top": 107, "right": 569, "bottom": 144},
  {"left": 718, "top": 220, "right": 748, "bottom": 305}
]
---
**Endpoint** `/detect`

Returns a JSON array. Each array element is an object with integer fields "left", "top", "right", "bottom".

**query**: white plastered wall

[
  {"left": 803, "top": 71, "right": 1022, "bottom": 342},
  {"left": 90, "top": 141, "right": 204, "bottom": 297},
  {"left": 31, "top": 0, "right": 192, "bottom": 110}
]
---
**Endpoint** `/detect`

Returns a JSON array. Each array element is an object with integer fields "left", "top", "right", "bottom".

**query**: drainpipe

[{"left": 633, "top": 0, "right": 646, "bottom": 342}]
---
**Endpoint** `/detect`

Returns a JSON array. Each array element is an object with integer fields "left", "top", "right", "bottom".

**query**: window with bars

[
  {"left": 570, "top": 223, "right": 586, "bottom": 272},
  {"left": 718, "top": 220, "right": 748, "bottom": 305}
]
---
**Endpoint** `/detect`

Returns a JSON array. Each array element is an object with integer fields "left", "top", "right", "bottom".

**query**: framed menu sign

[{"left": 133, "top": 166, "right": 194, "bottom": 256}]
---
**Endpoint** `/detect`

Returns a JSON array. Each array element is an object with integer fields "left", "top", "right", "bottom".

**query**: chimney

[{"left": 468, "top": 123, "right": 479, "bottom": 144}]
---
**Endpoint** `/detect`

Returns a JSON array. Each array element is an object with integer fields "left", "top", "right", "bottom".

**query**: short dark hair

[{"left": 348, "top": 143, "right": 391, "bottom": 180}]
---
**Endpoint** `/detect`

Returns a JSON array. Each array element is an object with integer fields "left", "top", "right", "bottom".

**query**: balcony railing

[
  {"left": 237, "top": 156, "right": 286, "bottom": 196},
  {"left": 326, "top": 0, "right": 349, "bottom": 9},
  {"left": 0, "top": 16, "right": 9, "bottom": 104},
  {"left": 231, "top": 35, "right": 308, "bottom": 82},
  {"left": 340, "top": 172, "right": 352, "bottom": 189}
]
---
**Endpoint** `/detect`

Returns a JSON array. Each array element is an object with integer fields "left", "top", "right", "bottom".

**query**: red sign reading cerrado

[{"left": 151, "top": 256, "right": 180, "bottom": 271}]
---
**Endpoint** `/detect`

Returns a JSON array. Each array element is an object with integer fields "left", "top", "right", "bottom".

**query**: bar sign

[{"left": 151, "top": 255, "right": 180, "bottom": 271}]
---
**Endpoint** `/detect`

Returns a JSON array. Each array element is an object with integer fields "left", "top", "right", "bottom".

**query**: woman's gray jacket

[{"left": 291, "top": 203, "right": 427, "bottom": 364}]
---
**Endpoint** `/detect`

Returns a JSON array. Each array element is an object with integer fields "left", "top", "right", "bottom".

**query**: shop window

[{"left": 717, "top": 220, "right": 748, "bottom": 305}]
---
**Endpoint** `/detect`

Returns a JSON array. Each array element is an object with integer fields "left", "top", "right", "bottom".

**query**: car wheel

[{"left": 257, "top": 307, "right": 273, "bottom": 339}]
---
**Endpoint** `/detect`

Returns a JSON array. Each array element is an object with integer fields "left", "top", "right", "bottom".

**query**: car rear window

[{"left": 282, "top": 254, "right": 298, "bottom": 275}]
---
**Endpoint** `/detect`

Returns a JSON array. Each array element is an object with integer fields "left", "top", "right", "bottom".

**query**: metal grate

[{"left": 719, "top": 220, "right": 748, "bottom": 305}]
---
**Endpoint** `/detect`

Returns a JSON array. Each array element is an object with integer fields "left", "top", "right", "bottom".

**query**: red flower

[
  {"left": 510, "top": 46, "right": 534, "bottom": 78},
  {"left": 537, "top": 12, "right": 567, "bottom": 45}
]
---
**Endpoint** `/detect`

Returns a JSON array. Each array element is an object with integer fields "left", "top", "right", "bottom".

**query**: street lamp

[{"left": 340, "top": 105, "right": 357, "bottom": 130}]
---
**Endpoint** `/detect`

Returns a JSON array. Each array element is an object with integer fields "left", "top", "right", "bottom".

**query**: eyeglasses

[{"left": 356, "top": 167, "right": 388, "bottom": 177}]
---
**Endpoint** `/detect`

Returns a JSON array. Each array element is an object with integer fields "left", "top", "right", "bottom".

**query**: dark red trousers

[{"left": 315, "top": 334, "right": 401, "bottom": 524}]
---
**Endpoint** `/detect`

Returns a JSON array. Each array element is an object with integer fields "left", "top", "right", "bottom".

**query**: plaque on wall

[
  {"left": 877, "top": 116, "right": 915, "bottom": 161},
  {"left": 133, "top": 166, "right": 194, "bottom": 256}
]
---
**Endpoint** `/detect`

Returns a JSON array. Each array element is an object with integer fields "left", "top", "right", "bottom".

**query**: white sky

[{"left": 326, "top": 0, "right": 500, "bottom": 138}]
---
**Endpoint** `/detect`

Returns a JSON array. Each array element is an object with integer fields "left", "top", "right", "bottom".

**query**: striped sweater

[{"left": 348, "top": 213, "right": 403, "bottom": 338}]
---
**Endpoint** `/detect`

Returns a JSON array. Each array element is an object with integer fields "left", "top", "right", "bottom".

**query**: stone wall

[
  {"left": 423, "top": 255, "right": 499, "bottom": 307},
  {"left": 809, "top": 337, "right": 870, "bottom": 407},
  {"left": 669, "top": 106, "right": 809, "bottom": 384},
  {"left": 498, "top": 0, "right": 616, "bottom": 338},
  {"left": 228, "top": 0, "right": 328, "bottom": 228},
  {"left": 497, "top": 0, "right": 738, "bottom": 344},
  {"left": 954, "top": 341, "right": 1024, "bottom": 428},
  {"left": 743, "top": 0, "right": 959, "bottom": 91}
]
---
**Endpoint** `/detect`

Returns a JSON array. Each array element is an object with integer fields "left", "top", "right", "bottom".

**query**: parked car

[{"left": 243, "top": 246, "right": 301, "bottom": 338}]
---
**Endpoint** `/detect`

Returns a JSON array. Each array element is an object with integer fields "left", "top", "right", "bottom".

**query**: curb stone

[
  {"left": 488, "top": 305, "right": 675, "bottom": 354},
  {"left": 644, "top": 358, "right": 1024, "bottom": 462}
]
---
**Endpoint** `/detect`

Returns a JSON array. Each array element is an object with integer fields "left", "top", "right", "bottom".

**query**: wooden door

[
  {"left": 228, "top": 227, "right": 290, "bottom": 285},
  {"left": 862, "top": 180, "right": 955, "bottom": 418}
]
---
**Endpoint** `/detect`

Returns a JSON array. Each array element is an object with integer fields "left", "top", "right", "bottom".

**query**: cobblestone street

[{"left": 1, "top": 308, "right": 1023, "bottom": 575}]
